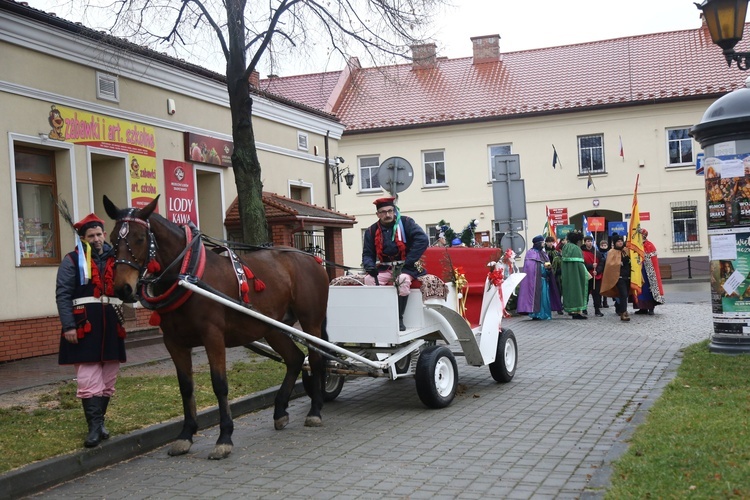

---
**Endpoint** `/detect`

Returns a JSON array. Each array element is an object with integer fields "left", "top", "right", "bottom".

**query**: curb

[{"left": 0, "top": 382, "right": 305, "bottom": 499}]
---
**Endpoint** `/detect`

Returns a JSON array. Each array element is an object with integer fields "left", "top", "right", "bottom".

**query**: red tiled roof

[
  {"left": 224, "top": 192, "right": 356, "bottom": 228},
  {"left": 261, "top": 26, "right": 750, "bottom": 133}
]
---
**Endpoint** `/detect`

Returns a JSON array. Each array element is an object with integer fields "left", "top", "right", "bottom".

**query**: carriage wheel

[
  {"left": 489, "top": 328, "right": 517, "bottom": 383},
  {"left": 415, "top": 345, "right": 457, "bottom": 409},
  {"left": 302, "top": 367, "right": 345, "bottom": 402}
]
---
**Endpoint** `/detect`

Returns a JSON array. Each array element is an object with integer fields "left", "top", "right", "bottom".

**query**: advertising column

[{"left": 691, "top": 81, "right": 750, "bottom": 354}]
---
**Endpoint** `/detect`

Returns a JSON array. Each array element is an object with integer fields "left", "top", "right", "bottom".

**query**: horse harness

[{"left": 113, "top": 213, "right": 262, "bottom": 325}]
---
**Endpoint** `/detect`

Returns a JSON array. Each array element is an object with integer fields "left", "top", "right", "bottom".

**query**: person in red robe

[{"left": 635, "top": 228, "right": 665, "bottom": 315}]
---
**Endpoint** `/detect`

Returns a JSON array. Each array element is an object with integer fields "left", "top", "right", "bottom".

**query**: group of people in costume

[{"left": 517, "top": 227, "right": 664, "bottom": 321}]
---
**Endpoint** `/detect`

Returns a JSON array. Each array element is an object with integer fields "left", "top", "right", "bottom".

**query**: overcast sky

[
  {"left": 432, "top": 0, "right": 706, "bottom": 59},
  {"left": 28, "top": 0, "right": 725, "bottom": 76}
]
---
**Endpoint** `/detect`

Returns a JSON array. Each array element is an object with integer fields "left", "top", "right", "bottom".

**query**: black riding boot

[
  {"left": 398, "top": 295, "right": 408, "bottom": 331},
  {"left": 82, "top": 397, "right": 104, "bottom": 448},
  {"left": 100, "top": 396, "right": 110, "bottom": 440}
]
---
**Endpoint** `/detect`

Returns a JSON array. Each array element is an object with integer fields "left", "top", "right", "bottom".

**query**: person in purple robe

[{"left": 517, "top": 235, "right": 563, "bottom": 320}]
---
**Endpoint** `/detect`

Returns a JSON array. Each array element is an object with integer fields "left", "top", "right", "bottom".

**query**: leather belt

[{"left": 72, "top": 296, "right": 124, "bottom": 306}]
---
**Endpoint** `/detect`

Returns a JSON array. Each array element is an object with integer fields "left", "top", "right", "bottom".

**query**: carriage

[
  {"left": 181, "top": 250, "right": 524, "bottom": 409},
  {"left": 104, "top": 195, "right": 523, "bottom": 459}
]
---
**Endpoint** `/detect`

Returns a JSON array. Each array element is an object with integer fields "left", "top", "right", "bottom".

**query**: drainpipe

[{"left": 325, "top": 131, "right": 333, "bottom": 209}]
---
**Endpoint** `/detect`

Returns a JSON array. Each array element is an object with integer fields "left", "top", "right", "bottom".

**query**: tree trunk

[{"left": 226, "top": 0, "right": 268, "bottom": 245}]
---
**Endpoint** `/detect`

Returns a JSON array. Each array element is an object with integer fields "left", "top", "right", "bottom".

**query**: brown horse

[{"left": 103, "top": 195, "right": 329, "bottom": 460}]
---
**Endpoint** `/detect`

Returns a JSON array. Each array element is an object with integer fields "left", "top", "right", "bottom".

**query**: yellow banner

[
  {"left": 46, "top": 104, "right": 158, "bottom": 209},
  {"left": 627, "top": 175, "right": 644, "bottom": 298}
]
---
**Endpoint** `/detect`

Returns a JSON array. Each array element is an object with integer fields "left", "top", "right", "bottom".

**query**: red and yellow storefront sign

[{"left": 46, "top": 104, "right": 158, "bottom": 209}]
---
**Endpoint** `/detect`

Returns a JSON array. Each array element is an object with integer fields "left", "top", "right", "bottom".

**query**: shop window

[
  {"left": 15, "top": 147, "right": 61, "bottom": 265},
  {"left": 423, "top": 150, "right": 446, "bottom": 186},
  {"left": 667, "top": 127, "right": 694, "bottom": 167},
  {"left": 578, "top": 134, "right": 605, "bottom": 175},
  {"left": 671, "top": 201, "right": 700, "bottom": 251},
  {"left": 358, "top": 155, "right": 381, "bottom": 191}
]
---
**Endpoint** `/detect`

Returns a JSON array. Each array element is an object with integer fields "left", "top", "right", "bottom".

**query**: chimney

[
  {"left": 411, "top": 43, "right": 437, "bottom": 70},
  {"left": 471, "top": 35, "right": 501, "bottom": 64},
  {"left": 248, "top": 70, "right": 260, "bottom": 88}
]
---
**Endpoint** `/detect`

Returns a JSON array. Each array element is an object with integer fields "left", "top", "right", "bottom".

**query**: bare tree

[{"left": 85, "top": 0, "right": 444, "bottom": 244}]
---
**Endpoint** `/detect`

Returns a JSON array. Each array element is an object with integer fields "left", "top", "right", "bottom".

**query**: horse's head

[{"left": 103, "top": 195, "right": 160, "bottom": 303}]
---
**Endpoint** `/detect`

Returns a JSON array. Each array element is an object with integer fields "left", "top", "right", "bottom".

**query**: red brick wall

[
  {"left": 0, "top": 307, "right": 156, "bottom": 363},
  {"left": 0, "top": 316, "right": 60, "bottom": 362},
  {"left": 325, "top": 228, "right": 345, "bottom": 280}
]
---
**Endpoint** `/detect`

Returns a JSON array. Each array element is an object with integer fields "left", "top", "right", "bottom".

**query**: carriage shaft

[{"left": 178, "top": 279, "right": 385, "bottom": 369}]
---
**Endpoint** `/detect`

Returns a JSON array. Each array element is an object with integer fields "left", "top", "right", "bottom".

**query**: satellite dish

[
  {"left": 377, "top": 157, "right": 414, "bottom": 196},
  {"left": 501, "top": 232, "right": 526, "bottom": 255}
]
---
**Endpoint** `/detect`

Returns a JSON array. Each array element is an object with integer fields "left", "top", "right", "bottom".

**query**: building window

[
  {"left": 667, "top": 127, "right": 694, "bottom": 166},
  {"left": 14, "top": 147, "right": 61, "bottom": 265},
  {"left": 427, "top": 222, "right": 448, "bottom": 245},
  {"left": 671, "top": 201, "right": 700, "bottom": 251},
  {"left": 358, "top": 155, "right": 381, "bottom": 191},
  {"left": 489, "top": 144, "right": 512, "bottom": 180},
  {"left": 578, "top": 134, "right": 605, "bottom": 174},
  {"left": 96, "top": 72, "right": 119, "bottom": 102},
  {"left": 423, "top": 150, "right": 446, "bottom": 186},
  {"left": 296, "top": 131, "right": 309, "bottom": 151}
]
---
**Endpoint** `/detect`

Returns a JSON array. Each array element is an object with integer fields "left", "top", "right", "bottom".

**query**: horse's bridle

[{"left": 113, "top": 211, "right": 158, "bottom": 284}]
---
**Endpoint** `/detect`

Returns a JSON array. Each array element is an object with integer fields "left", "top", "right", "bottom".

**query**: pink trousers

[
  {"left": 75, "top": 361, "right": 120, "bottom": 399},
  {"left": 364, "top": 270, "right": 412, "bottom": 296}
]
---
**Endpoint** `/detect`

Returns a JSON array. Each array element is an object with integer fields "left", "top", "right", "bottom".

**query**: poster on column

[
  {"left": 164, "top": 160, "right": 197, "bottom": 225},
  {"left": 704, "top": 154, "right": 750, "bottom": 229},
  {"left": 44, "top": 104, "right": 158, "bottom": 209},
  {"left": 709, "top": 230, "right": 750, "bottom": 333}
]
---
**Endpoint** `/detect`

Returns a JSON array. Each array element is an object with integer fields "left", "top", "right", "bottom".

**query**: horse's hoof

[
  {"left": 304, "top": 416, "right": 323, "bottom": 427},
  {"left": 168, "top": 439, "right": 192, "bottom": 456},
  {"left": 274, "top": 415, "right": 289, "bottom": 430},
  {"left": 208, "top": 444, "right": 233, "bottom": 460}
]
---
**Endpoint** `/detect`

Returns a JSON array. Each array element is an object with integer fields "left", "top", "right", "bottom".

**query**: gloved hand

[
  {"left": 365, "top": 267, "right": 379, "bottom": 278},
  {"left": 404, "top": 261, "right": 415, "bottom": 269}
]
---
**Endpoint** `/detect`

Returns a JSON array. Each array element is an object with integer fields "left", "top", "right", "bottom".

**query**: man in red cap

[
  {"left": 362, "top": 197, "right": 429, "bottom": 330},
  {"left": 56, "top": 212, "right": 126, "bottom": 447}
]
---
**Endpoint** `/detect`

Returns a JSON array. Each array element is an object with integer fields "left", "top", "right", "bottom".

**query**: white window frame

[
  {"left": 488, "top": 144, "right": 512, "bottom": 181},
  {"left": 358, "top": 155, "right": 381, "bottom": 192},
  {"left": 666, "top": 127, "right": 694, "bottom": 167},
  {"left": 9, "top": 133, "right": 77, "bottom": 267},
  {"left": 578, "top": 134, "right": 605, "bottom": 175},
  {"left": 670, "top": 201, "right": 700, "bottom": 251},
  {"left": 423, "top": 149, "right": 447, "bottom": 187},
  {"left": 96, "top": 72, "right": 120, "bottom": 103},
  {"left": 297, "top": 131, "right": 309, "bottom": 151}
]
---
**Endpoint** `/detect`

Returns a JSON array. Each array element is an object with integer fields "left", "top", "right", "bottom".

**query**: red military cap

[
  {"left": 373, "top": 197, "right": 396, "bottom": 210},
  {"left": 73, "top": 213, "right": 106, "bottom": 235}
]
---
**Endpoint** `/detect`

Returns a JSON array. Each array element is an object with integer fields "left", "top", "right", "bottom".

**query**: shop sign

[
  {"left": 164, "top": 160, "right": 197, "bottom": 225},
  {"left": 184, "top": 132, "right": 233, "bottom": 168},
  {"left": 45, "top": 104, "right": 158, "bottom": 209}
]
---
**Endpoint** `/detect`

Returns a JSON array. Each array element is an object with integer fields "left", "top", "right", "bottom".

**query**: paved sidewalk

[{"left": 0, "top": 279, "right": 710, "bottom": 499}]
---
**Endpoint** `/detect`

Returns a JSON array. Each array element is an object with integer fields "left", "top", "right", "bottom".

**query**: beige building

[
  {"left": 264, "top": 23, "right": 750, "bottom": 278},
  {"left": 0, "top": 0, "right": 347, "bottom": 362}
]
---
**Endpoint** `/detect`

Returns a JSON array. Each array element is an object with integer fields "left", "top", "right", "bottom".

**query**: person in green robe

[{"left": 561, "top": 231, "right": 591, "bottom": 319}]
